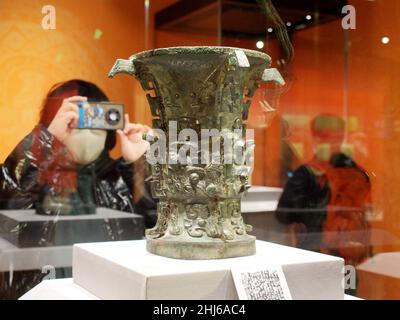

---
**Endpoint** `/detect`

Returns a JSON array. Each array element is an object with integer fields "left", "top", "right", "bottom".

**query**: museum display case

[{"left": 0, "top": 0, "right": 399, "bottom": 301}]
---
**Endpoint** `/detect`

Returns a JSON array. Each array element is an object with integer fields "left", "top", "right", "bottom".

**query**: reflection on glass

[
  {"left": 276, "top": 114, "right": 372, "bottom": 269},
  {"left": 0, "top": 80, "right": 156, "bottom": 298}
]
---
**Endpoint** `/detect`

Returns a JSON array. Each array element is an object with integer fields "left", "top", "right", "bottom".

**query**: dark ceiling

[{"left": 156, "top": 0, "right": 347, "bottom": 39}]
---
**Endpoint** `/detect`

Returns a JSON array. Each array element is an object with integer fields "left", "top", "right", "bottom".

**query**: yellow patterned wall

[{"left": 0, "top": 0, "right": 148, "bottom": 162}]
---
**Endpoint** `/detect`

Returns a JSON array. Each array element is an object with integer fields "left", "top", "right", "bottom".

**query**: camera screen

[{"left": 75, "top": 102, "right": 124, "bottom": 130}]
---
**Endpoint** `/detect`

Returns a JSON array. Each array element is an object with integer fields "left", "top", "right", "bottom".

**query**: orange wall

[
  {"left": 224, "top": 1, "right": 400, "bottom": 298},
  {"left": 0, "top": 0, "right": 147, "bottom": 161},
  {"left": 347, "top": 0, "right": 400, "bottom": 252},
  {"left": 222, "top": 1, "right": 399, "bottom": 254}
]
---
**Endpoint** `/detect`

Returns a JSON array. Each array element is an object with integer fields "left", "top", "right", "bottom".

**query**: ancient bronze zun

[{"left": 109, "top": 47, "right": 284, "bottom": 259}]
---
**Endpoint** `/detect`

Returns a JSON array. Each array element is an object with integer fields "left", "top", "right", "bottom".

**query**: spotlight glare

[
  {"left": 286, "top": 22, "right": 292, "bottom": 27},
  {"left": 267, "top": 27, "right": 273, "bottom": 33},
  {"left": 381, "top": 36, "right": 390, "bottom": 44},
  {"left": 256, "top": 40, "right": 264, "bottom": 49},
  {"left": 306, "top": 14, "right": 312, "bottom": 20}
]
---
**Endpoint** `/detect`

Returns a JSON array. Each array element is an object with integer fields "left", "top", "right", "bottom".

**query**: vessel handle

[
  {"left": 108, "top": 59, "right": 135, "bottom": 78},
  {"left": 261, "top": 68, "right": 285, "bottom": 86}
]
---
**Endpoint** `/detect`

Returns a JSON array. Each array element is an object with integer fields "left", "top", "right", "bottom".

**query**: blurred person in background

[{"left": 275, "top": 114, "right": 372, "bottom": 270}]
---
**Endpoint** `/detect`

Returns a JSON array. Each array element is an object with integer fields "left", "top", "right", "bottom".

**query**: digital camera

[{"left": 74, "top": 101, "right": 125, "bottom": 130}]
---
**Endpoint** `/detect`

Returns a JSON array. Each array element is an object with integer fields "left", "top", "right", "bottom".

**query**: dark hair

[{"left": 39, "top": 79, "right": 116, "bottom": 151}]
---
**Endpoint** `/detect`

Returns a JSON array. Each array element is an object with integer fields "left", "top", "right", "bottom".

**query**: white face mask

[{"left": 63, "top": 129, "right": 107, "bottom": 165}]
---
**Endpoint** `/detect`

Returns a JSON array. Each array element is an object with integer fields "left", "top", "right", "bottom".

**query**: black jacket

[
  {"left": 276, "top": 164, "right": 330, "bottom": 251},
  {"left": 0, "top": 125, "right": 158, "bottom": 298},
  {"left": 0, "top": 125, "right": 157, "bottom": 227}
]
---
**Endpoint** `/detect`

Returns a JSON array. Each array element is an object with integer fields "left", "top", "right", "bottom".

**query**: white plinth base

[
  {"left": 19, "top": 278, "right": 99, "bottom": 300},
  {"left": 20, "top": 278, "right": 359, "bottom": 300},
  {"left": 71, "top": 240, "right": 344, "bottom": 300}
]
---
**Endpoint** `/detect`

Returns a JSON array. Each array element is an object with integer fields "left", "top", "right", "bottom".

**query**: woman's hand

[
  {"left": 117, "top": 114, "right": 153, "bottom": 163},
  {"left": 47, "top": 96, "right": 87, "bottom": 142}
]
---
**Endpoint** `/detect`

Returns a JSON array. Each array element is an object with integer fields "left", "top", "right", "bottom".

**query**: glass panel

[{"left": 218, "top": 0, "right": 399, "bottom": 300}]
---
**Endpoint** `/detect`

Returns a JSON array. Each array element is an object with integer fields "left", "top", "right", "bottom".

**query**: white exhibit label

[{"left": 231, "top": 265, "right": 292, "bottom": 300}]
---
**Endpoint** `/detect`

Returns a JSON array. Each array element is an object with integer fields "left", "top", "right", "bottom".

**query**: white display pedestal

[
  {"left": 20, "top": 279, "right": 99, "bottom": 300},
  {"left": 21, "top": 279, "right": 360, "bottom": 300},
  {"left": 356, "top": 252, "right": 400, "bottom": 299},
  {"left": 241, "top": 186, "right": 282, "bottom": 213},
  {"left": 21, "top": 239, "right": 345, "bottom": 300}
]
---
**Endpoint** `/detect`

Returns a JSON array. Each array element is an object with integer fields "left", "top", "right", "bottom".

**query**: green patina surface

[{"left": 109, "top": 46, "right": 283, "bottom": 259}]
